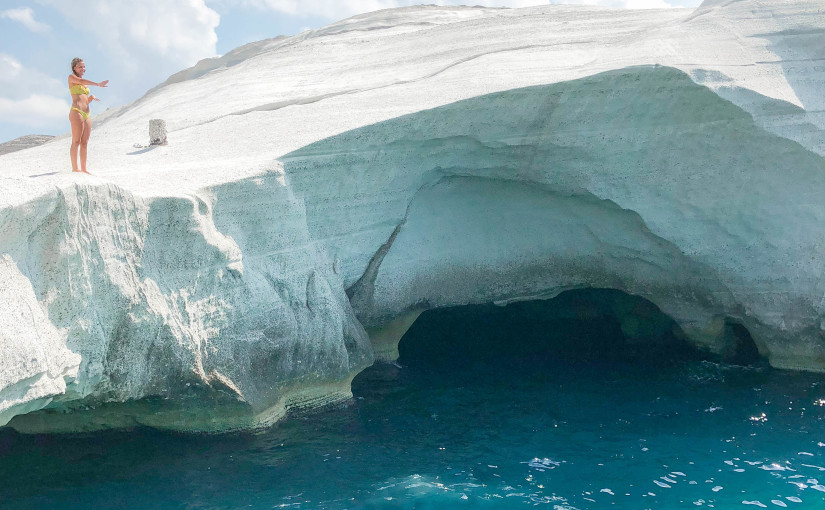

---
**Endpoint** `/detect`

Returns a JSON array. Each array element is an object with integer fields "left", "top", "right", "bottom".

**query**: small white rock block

[{"left": 149, "top": 119, "right": 167, "bottom": 146}]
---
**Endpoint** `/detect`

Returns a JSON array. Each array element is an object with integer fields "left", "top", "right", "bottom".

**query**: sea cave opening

[
  {"left": 351, "top": 288, "right": 728, "bottom": 406},
  {"left": 360, "top": 289, "right": 762, "bottom": 389},
  {"left": 394, "top": 289, "right": 700, "bottom": 376},
  {"left": 348, "top": 288, "right": 768, "bottom": 418}
]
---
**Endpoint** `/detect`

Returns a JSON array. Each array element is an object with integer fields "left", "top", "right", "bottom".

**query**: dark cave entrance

[
  {"left": 396, "top": 289, "right": 708, "bottom": 374},
  {"left": 353, "top": 288, "right": 764, "bottom": 398}
]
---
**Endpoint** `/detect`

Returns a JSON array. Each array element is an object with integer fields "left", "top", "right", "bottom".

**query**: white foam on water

[
  {"left": 760, "top": 464, "right": 791, "bottom": 471},
  {"left": 526, "top": 458, "right": 560, "bottom": 470},
  {"left": 600, "top": 488, "right": 614, "bottom": 495},
  {"left": 742, "top": 500, "right": 767, "bottom": 507},
  {"left": 785, "top": 497, "right": 802, "bottom": 503},
  {"left": 771, "top": 500, "right": 787, "bottom": 507},
  {"left": 654, "top": 480, "right": 671, "bottom": 488}
]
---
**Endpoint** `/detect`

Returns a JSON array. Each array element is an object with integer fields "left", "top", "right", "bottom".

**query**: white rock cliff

[{"left": 0, "top": 0, "right": 823, "bottom": 432}]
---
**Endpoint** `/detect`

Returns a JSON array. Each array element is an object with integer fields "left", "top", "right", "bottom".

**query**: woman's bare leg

[
  {"left": 79, "top": 117, "right": 92, "bottom": 173},
  {"left": 69, "top": 111, "right": 85, "bottom": 172}
]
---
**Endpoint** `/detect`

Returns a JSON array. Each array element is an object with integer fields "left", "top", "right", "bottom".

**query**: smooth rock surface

[{"left": 0, "top": 0, "right": 823, "bottom": 432}]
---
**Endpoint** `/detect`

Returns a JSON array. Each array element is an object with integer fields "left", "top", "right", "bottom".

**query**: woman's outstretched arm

[{"left": 68, "top": 74, "right": 109, "bottom": 88}]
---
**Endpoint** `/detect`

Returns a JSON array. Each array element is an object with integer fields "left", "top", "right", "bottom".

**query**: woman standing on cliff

[{"left": 68, "top": 57, "right": 108, "bottom": 174}]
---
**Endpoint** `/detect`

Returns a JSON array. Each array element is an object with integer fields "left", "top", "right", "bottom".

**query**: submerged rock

[{"left": 0, "top": 0, "right": 823, "bottom": 432}]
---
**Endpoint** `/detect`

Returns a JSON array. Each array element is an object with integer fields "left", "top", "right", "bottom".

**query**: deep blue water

[{"left": 1, "top": 299, "right": 824, "bottom": 509}]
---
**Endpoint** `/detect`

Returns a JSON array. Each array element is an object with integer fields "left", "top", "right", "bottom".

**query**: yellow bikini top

[{"left": 70, "top": 84, "right": 90, "bottom": 95}]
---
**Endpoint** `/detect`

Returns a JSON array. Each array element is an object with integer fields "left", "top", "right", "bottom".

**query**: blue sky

[{"left": 0, "top": 0, "right": 702, "bottom": 144}]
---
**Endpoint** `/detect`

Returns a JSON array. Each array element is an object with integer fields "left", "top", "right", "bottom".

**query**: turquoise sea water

[{"left": 1, "top": 298, "right": 824, "bottom": 509}]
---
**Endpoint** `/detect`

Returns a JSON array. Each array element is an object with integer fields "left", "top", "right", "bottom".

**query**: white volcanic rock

[{"left": 0, "top": 0, "right": 824, "bottom": 432}]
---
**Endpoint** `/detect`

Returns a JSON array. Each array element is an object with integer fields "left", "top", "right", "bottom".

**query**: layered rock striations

[{"left": 0, "top": 0, "right": 823, "bottom": 432}]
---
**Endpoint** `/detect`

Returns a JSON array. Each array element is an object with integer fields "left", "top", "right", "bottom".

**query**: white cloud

[
  {"left": 0, "top": 54, "right": 64, "bottom": 91},
  {"left": 0, "top": 7, "right": 51, "bottom": 33},
  {"left": 43, "top": 0, "right": 220, "bottom": 76},
  {"left": 0, "top": 94, "right": 70, "bottom": 127},
  {"left": 0, "top": 54, "right": 74, "bottom": 131},
  {"left": 0, "top": 54, "right": 23, "bottom": 79}
]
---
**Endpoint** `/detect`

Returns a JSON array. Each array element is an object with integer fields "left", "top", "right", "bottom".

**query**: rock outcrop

[
  {"left": 0, "top": 0, "right": 823, "bottom": 432},
  {"left": 0, "top": 135, "right": 55, "bottom": 156}
]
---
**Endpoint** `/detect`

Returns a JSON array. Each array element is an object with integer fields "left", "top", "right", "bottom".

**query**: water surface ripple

[{"left": 1, "top": 344, "right": 824, "bottom": 509}]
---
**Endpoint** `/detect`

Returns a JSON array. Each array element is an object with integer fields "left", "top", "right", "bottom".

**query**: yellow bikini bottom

[{"left": 71, "top": 107, "right": 90, "bottom": 121}]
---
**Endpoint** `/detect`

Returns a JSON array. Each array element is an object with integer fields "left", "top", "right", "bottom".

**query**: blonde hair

[{"left": 71, "top": 57, "right": 84, "bottom": 76}]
